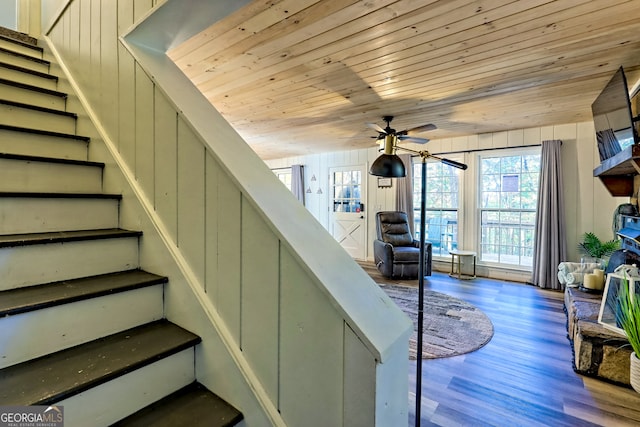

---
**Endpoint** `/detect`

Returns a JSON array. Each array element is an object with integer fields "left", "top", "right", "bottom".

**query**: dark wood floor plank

[
  {"left": 563, "top": 395, "right": 640, "bottom": 427},
  {"left": 358, "top": 261, "right": 640, "bottom": 426},
  {"left": 447, "top": 376, "right": 599, "bottom": 427}
]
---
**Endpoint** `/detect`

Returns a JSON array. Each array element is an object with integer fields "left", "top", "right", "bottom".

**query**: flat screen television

[{"left": 591, "top": 66, "right": 639, "bottom": 161}]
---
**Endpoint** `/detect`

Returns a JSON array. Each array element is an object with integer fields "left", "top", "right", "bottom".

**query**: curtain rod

[
  {"left": 269, "top": 143, "right": 544, "bottom": 167},
  {"left": 416, "top": 143, "right": 542, "bottom": 157}
]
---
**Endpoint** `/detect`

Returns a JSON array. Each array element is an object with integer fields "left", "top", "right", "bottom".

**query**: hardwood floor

[{"left": 358, "top": 262, "right": 640, "bottom": 426}]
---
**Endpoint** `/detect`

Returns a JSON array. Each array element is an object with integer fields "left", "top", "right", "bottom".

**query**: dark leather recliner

[{"left": 374, "top": 211, "right": 432, "bottom": 279}]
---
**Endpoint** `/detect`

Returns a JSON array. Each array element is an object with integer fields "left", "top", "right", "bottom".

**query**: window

[
  {"left": 332, "top": 170, "right": 362, "bottom": 212},
  {"left": 273, "top": 168, "right": 292, "bottom": 190},
  {"left": 413, "top": 159, "right": 461, "bottom": 257},
  {"left": 479, "top": 151, "right": 540, "bottom": 267}
]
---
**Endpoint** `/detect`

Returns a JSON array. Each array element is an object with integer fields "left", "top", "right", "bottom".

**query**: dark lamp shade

[{"left": 369, "top": 154, "right": 406, "bottom": 177}]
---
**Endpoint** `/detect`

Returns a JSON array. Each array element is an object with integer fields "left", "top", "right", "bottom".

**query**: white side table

[{"left": 449, "top": 249, "right": 477, "bottom": 280}]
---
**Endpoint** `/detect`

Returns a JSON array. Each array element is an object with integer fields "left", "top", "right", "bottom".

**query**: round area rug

[{"left": 380, "top": 284, "right": 494, "bottom": 359}]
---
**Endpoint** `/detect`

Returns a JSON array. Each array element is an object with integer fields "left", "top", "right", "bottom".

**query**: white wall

[
  {"left": 17, "top": 0, "right": 40, "bottom": 36},
  {"left": 266, "top": 122, "right": 627, "bottom": 282}
]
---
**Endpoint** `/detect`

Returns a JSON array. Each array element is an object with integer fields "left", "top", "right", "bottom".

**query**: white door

[{"left": 329, "top": 166, "right": 366, "bottom": 260}]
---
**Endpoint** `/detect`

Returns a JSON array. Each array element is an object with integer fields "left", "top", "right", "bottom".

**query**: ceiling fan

[
  {"left": 368, "top": 115, "right": 467, "bottom": 174},
  {"left": 366, "top": 115, "right": 436, "bottom": 145}
]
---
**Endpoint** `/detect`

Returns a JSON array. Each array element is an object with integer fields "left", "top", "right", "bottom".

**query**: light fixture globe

[{"left": 369, "top": 154, "right": 406, "bottom": 177}]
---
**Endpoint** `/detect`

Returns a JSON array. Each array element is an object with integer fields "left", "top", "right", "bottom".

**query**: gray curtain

[
  {"left": 395, "top": 154, "right": 414, "bottom": 235},
  {"left": 531, "top": 140, "right": 566, "bottom": 289},
  {"left": 292, "top": 164, "right": 305, "bottom": 205}
]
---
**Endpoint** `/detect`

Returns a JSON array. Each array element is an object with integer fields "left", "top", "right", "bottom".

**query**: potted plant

[
  {"left": 578, "top": 233, "right": 620, "bottom": 273},
  {"left": 615, "top": 276, "right": 640, "bottom": 392},
  {"left": 578, "top": 232, "right": 620, "bottom": 259}
]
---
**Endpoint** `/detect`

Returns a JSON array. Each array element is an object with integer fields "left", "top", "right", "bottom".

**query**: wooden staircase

[{"left": 0, "top": 29, "right": 242, "bottom": 427}]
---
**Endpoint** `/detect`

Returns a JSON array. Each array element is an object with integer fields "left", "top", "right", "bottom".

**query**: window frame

[
  {"left": 476, "top": 147, "right": 541, "bottom": 270},
  {"left": 272, "top": 167, "right": 292, "bottom": 191},
  {"left": 412, "top": 155, "right": 464, "bottom": 258},
  {"left": 331, "top": 169, "right": 362, "bottom": 213}
]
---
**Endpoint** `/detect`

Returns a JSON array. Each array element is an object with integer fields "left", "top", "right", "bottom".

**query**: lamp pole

[
  {"left": 415, "top": 155, "right": 426, "bottom": 425},
  {"left": 369, "top": 139, "right": 466, "bottom": 427}
]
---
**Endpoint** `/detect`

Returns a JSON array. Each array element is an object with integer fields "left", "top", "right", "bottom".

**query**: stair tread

[
  {"left": 0, "top": 33, "right": 42, "bottom": 52},
  {"left": 0, "top": 270, "right": 167, "bottom": 317},
  {"left": 0, "top": 320, "right": 201, "bottom": 405},
  {"left": 0, "top": 61, "right": 58, "bottom": 80},
  {"left": 0, "top": 191, "right": 121, "bottom": 199},
  {"left": 0, "top": 98, "right": 75, "bottom": 117},
  {"left": 0, "top": 228, "right": 143, "bottom": 248},
  {"left": 111, "top": 382, "right": 243, "bottom": 427},
  {"left": 0, "top": 46, "right": 49, "bottom": 66},
  {"left": 0, "top": 28, "right": 38, "bottom": 46},
  {"left": 0, "top": 123, "right": 90, "bottom": 141},
  {"left": 0, "top": 77, "right": 66, "bottom": 97},
  {"left": 0, "top": 152, "right": 104, "bottom": 167}
]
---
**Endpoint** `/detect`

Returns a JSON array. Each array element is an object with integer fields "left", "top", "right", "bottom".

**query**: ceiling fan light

[{"left": 369, "top": 154, "right": 406, "bottom": 177}]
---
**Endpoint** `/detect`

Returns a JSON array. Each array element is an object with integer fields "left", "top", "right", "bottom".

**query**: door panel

[{"left": 329, "top": 166, "right": 366, "bottom": 260}]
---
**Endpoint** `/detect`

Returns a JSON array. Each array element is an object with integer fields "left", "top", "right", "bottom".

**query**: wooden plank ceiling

[{"left": 168, "top": 0, "right": 640, "bottom": 160}]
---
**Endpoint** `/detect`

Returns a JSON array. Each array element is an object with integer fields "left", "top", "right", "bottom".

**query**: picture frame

[
  {"left": 377, "top": 177, "right": 392, "bottom": 188},
  {"left": 598, "top": 271, "right": 640, "bottom": 336}
]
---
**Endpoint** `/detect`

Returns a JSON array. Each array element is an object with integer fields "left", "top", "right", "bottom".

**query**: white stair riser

[
  {"left": 0, "top": 52, "right": 49, "bottom": 74},
  {"left": 0, "top": 197, "right": 119, "bottom": 234},
  {"left": 57, "top": 349, "right": 195, "bottom": 427},
  {"left": 0, "top": 158, "right": 102, "bottom": 193},
  {"left": 0, "top": 83, "right": 65, "bottom": 110},
  {"left": 0, "top": 285, "right": 164, "bottom": 369},
  {"left": 0, "top": 104, "right": 75, "bottom": 134},
  {"left": 0, "top": 67, "right": 56, "bottom": 90},
  {"left": 0, "top": 129, "right": 88, "bottom": 161},
  {"left": 0, "top": 40, "right": 41, "bottom": 59},
  {"left": 0, "top": 237, "right": 139, "bottom": 290}
]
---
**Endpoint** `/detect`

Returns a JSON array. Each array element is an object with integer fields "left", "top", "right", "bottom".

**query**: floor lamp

[{"left": 369, "top": 136, "right": 467, "bottom": 426}]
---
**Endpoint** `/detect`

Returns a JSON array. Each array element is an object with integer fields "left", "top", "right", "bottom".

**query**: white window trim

[
  {"left": 412, "top": 154, "right": 465, "bottom": 259},
  {"left": 272, "top": 167, "right": 292, "bottom": 191},
  {"left": 475, "top": 146, "right": 542, "bottom": 271}
]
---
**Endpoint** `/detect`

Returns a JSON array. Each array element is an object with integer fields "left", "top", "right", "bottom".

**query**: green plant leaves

[
  {"left": 578, "top": 232, "right": 620, "bottom": 258},
  {"left": 615, "top": 274, "right": 640, "bottom": 355}
]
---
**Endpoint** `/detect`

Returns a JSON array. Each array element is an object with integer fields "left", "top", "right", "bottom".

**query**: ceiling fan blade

[
  {"left": 404, "top": 123, "right": 437, "bottom": 134},
  {"left": 398, "top": 135, "right": 430, "bottom": 144},
  {"left": 366, "top": 122, "right": 386, "bottom": 133}
]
